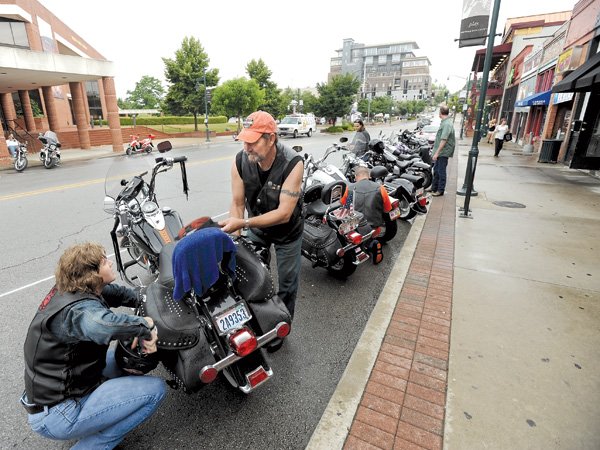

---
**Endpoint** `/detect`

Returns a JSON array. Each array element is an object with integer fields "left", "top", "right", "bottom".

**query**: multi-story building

[
  {"left": 0, "top": 0, "right": 122, "bottom": 159},
  {"left": 329, "top": 38, "right": 431, "bottom": 101}
]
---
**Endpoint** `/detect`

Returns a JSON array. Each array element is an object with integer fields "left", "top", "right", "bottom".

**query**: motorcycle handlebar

[{"left": 155, "top": 155, "right": 187, "bottom": 164}]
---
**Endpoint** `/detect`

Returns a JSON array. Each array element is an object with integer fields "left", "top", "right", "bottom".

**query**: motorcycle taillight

[
  {"left": 347, "top": 231, "right": 362, "bottom": 245},
  {"left": 229, "top": 327, "right": 257, "bottom": 357}
]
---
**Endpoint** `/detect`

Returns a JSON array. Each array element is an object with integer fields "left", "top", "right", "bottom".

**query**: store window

[{"left": 0, "top": 19, "right": 29, "bottom": 48}]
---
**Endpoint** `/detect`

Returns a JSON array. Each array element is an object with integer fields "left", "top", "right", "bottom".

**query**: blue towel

[{"left": 172, "top": 227, "right": 237, "bottom": 300}]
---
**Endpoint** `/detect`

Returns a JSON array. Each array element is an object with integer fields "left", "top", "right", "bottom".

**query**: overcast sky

[{"left": 40, "top": 0, "right": 576, "bottom": 99}]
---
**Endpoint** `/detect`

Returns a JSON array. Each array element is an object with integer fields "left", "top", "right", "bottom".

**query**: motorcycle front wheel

[
  {"left": 43, "top": 155, "right": 55, "bottom": 169},
  {"left": 327, "top": 253, "right": 357, "bottom": 279},
  {"left": 14, "top": 155, "right": 28, "bottom": 172}
]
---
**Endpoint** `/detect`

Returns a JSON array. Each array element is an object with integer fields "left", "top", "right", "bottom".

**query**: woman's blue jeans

[{"left": 27, "top": 348, "right": 166, "bottom": 450}]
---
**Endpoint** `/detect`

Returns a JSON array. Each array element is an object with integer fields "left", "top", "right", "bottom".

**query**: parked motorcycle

[
  {"left": 38, "top": 131, "right": 61, "bottom": 169},
  {"left": 103, "top": 142, "right": 290, "bottom": 394},
  {"left": 13, "top": 141, "right": 28, "bottom": 172},
  {"left": 125, "top": 134, "right": 155, "bottom": 155},
  {"left": 300, "top": 139, "right": 381, "bottom": 278}
]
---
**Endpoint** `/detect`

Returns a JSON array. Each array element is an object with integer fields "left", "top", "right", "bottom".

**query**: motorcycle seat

[
  {"left": 396, "top": 160, "right": 412, "bottom": 170},
  {"left": 305, "top": 199, "right": 329, "bottom": 217}
]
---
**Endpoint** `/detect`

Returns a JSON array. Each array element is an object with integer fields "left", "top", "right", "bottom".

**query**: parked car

[{"left": 418, "top": 124, "right": 439, "bottom": 143}]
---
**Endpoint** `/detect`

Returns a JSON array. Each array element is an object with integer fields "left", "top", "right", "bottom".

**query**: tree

[
  {"left": 210, "top": 78, "right": 264, "bottom": 132},
  {"left": 125, "top": 75, "right": 164, "bottom": 109},
  {"left": 246, "top": 58, "right": 282, "bottom": 117},
  {"left": 314, "top": 74, "right": 360, "bottom": 123},
  {"left": 162, "top": 36, "right": 219, "bottom": 129}
]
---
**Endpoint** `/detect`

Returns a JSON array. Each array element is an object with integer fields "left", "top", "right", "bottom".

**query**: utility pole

[
  {"left": 459, "top": 0, "right": 501, "bottom": 217},
  {"left": 203, "top": 68, "right": 210, "bottom": 142}
]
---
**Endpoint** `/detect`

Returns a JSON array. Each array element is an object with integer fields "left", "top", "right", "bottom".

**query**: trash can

[{"left": 538, "top": 139, "right": 563, "bottom": 163}]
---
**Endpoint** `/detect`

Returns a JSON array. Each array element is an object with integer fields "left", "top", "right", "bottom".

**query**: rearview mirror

[
  {"left": 103, "top": 196, "right": 116, "bottom": 214},
  {"left": 339, "top": 137, "right": 348, "bottom": 143},
  {"left": 157, "top": 141, "right": 172, "bottom": 153},
  {"left": 292, "top": 146, "right": 303, "bottom": 152}
]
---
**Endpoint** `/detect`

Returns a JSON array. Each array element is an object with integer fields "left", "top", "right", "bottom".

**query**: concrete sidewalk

[{"left": 308, "top": 136, "right": 600, "bottom": 449}]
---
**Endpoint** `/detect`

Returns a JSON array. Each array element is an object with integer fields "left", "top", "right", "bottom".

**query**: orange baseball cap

[{"left": 236, "top": 111, "right": 277, "bottom": 143}]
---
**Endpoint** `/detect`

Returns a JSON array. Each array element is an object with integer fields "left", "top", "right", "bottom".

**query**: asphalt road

[{"left": 0, "top": 125, "right": 414, "bottom": 449}]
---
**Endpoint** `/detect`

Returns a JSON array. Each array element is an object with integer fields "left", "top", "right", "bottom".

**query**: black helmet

[
  {"left": 370, "top": 165, "right": 389, "bottom": 180},
  {"left": 368, "top": 139, "right": 385, "bottom": 154},
  {"left": 115, "top": 338, "right": 159, "bottom": 375}
]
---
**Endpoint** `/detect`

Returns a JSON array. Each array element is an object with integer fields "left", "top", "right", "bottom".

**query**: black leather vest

[
  {"left": 24, "top": 287, "right": 108, "bottom": 406},
  {"left": 351, "top": 179, "right": 385, "bottom": 227},
  {"left": 239, "top": 142, "right": 303, "bottom": 244}
]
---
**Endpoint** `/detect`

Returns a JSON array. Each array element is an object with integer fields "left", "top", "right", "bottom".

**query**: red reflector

[
  {"left": 247, "top": 366, "right": 270, "bottom": 388},
  {"left": 336, "top": 248, "right": 346, "bottom": 257},
  {"left": 391, "top": 199, "right": 399, "bottom": 209},
  {"left": 229, "top": 327, "right": 257, "bottom": 357},
  {"left": 419, "top": 197, "right": 427, "bottom": 206},
  {"left": 199, "top": 366, "right": 218, "bottom": 384},
  {"left": 347, "top": 231, "right": 362, "bottom": 245},
  {"left": 276, "top": 322, "right": 291, "bottom": 338}
]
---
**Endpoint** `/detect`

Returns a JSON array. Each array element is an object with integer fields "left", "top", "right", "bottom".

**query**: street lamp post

[
  {"left": 203, "top": 68, "right": 210, "bottom": 142},
  {"left": 459, "top": 0, "right": 501, "bottom": 218}
]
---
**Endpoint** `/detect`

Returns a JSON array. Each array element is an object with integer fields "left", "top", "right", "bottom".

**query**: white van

[{"left": 277, "top": 114, "right": 316, "bottom": 138}]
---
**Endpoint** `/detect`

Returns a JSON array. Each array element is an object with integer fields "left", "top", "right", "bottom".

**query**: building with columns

[{"left": 0, "top": 0, "right": 123, "bottom": 161}]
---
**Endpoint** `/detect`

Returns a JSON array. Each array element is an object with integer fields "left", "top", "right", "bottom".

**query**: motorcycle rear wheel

[
  {"left": 419, "top": 170, "right": 432, "bottom": 190},
  {"left": 378, "top": 218, "right": 398, "bottom": 243},
  {"left": 126, "top": 146, "right": 133, "bottom": 156},
  {"left": 327, "top": 253, "right": 357, "bottom": 279},
  {"left": 145, "top": 144, "right": 153, "bottom": 153},
  {"left": 399, "top": 195, "right": 417, "bottom": 221},
  {"left": 14, "top": 155, "right": 28, "bottom": 172}
]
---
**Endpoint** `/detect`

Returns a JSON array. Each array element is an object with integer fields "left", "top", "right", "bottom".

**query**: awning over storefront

[
  {"left": 552, "top": 51, "right": 600, "bottom": 93},
  {"left": 515, "top": 90, "right": 552, "bottom": 107}
]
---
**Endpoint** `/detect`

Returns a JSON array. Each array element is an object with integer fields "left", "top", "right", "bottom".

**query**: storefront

[{"left": 552, "top": 50, "right": 600, "bottom": 169}]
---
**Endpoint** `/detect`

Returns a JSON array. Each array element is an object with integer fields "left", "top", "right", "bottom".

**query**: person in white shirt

[
  {"left": 6, "top": 133, "right": 19, "bottom": 157},
  {"left": 494, "top": 118, "right": 509, "bottom": 157}
]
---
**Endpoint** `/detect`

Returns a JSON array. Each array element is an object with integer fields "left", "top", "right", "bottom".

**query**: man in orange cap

[{"left": 219, "top": 111, "right": 304, "bottom": 322}]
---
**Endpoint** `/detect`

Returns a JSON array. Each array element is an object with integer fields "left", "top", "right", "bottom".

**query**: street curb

[{"left": 306, "top": 213, "right": 427, "bottom": 450}]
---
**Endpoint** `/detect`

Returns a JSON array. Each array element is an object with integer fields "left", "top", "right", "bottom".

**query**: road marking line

[{"left": 0, "top": 155, "right": 233, "bottom": 201}]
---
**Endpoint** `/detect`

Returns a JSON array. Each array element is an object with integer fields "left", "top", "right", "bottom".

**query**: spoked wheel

[
  {"left": 14, "top": 155, "right": 28, "bottom": 172},
  {"left": 327, "top": 253, "right": 357, "bottom": 279}
]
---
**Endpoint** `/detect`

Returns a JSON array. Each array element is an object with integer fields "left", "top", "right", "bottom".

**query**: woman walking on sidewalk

[{"left": 493, "top": 118, "right": 508, "bottom": 157}]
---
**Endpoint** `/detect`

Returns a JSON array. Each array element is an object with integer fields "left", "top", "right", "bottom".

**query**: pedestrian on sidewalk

[
  {"left": 431, "top": 105, "right": 456, "bottom": 197},
  {"left": 486, "top": 118, "right": 496, "bottom": 144},
  {"left": 494, "top": 118, "right": 509, "bottom": 157},
  {"left": 6, "top": 133, "right": 19, "bottom": 157}
]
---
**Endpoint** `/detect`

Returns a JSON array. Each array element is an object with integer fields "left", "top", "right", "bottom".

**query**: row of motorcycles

[{"left": 101, "top": 132, "right": 433, "bottom": 397}]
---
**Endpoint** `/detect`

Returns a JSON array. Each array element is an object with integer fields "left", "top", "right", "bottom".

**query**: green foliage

[
  {"left": 210, "top": 78, "right": 264, "bottom": 128},
  {"left": 119, "top": 115, "right": 227, "bottom": 126},
  {"left": 162, "top": 36, "right": 220, "bottom": 128},
  {"left": 30, "top": 99, "right": 43, "bottom": 117},
  {"left": 246, "top": 58, "right": 282, "bottom": 117},
  {"left": 314, "top": 74, "right": 360, "bottom": 122},
  {"left": 125, "top": 75, "right": 164, "bottom": 109}
]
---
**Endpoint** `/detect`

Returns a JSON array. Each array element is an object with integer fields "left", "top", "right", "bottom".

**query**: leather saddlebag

[{"left": 301, "top": 219, "right": 342, "bottom": 266}]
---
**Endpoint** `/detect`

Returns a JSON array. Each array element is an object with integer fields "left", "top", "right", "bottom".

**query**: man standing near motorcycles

[
  {"left": 351, "top": 119, "right": 371, "bottom": 158},
  {"left": 219, "top": 111, "right": 304, "bottom": 322},
  {"left": 430, "top": 106, "right": 456, "bottom": 197},
  {"left": 21, "top": 242, "right": 166, "bottom": 449}
]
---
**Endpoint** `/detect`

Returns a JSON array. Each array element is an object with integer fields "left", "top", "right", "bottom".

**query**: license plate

[
  {"left": 215, "top": 302, "right": 252, "bottom": 335},
  {"left": 389, "top": 207, "right": 400, "bottom": 220}
]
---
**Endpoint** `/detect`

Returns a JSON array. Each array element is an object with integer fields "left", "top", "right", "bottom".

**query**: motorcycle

[
  {"left": 38, "top": 131, "right": 61, "bottom": 169},
  {"left": 103, "top": 142, "right": 290, "bottom": 394},
  {"left": 300, "top": 139, "right": 381, "bottom": 278},
  {"left": 125, "top": 134, "right": 155, "bottom": 155},
  {"left": 342, "top": 147, "right": 428, "bottom": 222},
  {"left": 13, "top": 141, "right": 28, "bottom": 172}
]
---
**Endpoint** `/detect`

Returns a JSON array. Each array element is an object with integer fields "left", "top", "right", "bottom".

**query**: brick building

[{"left": 0, "top": 0, "right": 122, "bottom": 161}]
